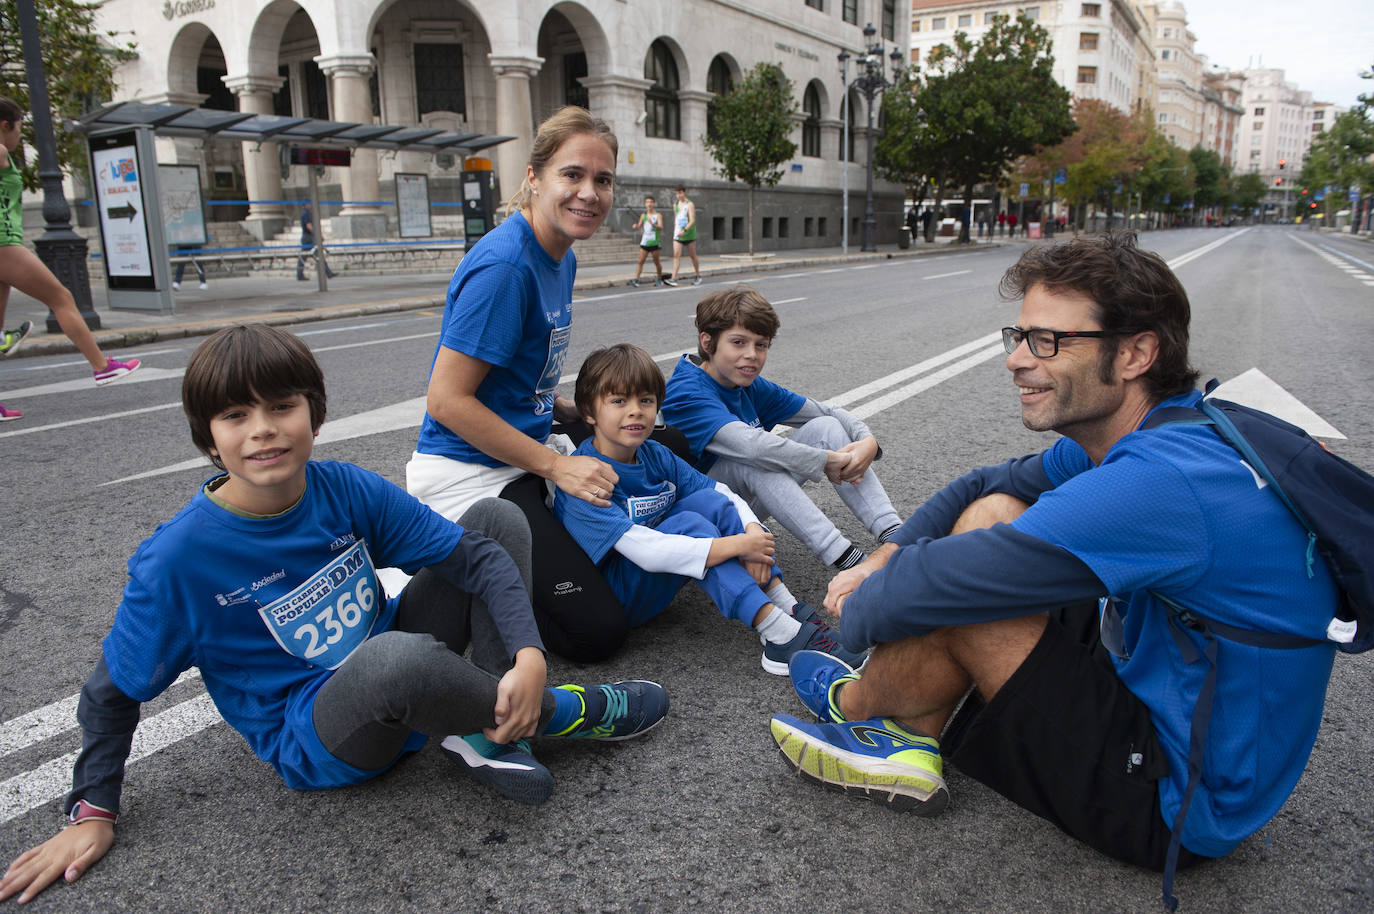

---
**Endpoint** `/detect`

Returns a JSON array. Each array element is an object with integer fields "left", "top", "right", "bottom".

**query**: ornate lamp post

[
  {"left": 16, "top": 0, "right": 98, "bottom": 331},
  {"left": 849, "top": 24, "right": 903, "bottom": 253}
]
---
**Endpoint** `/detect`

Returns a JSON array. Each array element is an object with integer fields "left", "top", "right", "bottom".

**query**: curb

[{"left": 9, "top": 240, "right": 997, "bottom": 359}]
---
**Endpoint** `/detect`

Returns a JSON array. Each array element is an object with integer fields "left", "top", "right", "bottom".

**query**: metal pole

[
  {"left": 310, "top": 166, "right": 327, "bottom": 292},
  {"left": 861, "top": 84, "right": 876, "bottom": 253},
  {"left": 16, "top": 0, "right": 99, "bottom": 331},
  {"left": 839, "top": 56, "right": 850, "bottom": 256}
]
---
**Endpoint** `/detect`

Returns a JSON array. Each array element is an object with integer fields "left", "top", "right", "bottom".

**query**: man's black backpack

[
  {"left": 1142, "top": 381, "right": 1374, "bottom": 911},
  {"left": 1144, "top": 381, "right": 1374, "bottom": 654}
]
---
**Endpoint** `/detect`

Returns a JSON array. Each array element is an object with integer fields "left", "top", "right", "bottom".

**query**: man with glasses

[{"left": 769, "top": 233, "right": 1339, "bottom": 902}]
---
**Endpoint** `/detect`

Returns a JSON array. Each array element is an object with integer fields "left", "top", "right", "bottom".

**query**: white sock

[
  {"left": 755, "top": 606, "right": 803, "bottom": 645},
  {"left": 765, "top": 581, "right": 798, "bottom": 614}
]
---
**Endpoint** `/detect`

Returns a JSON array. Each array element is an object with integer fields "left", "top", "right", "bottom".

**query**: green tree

[
  {"left": 1230, "top": 171, "right": 1268, "bottom": 218},
  {"left": 0, "top": 0, "right": 136, "bottom": 190},
  {"left": 919, "top": 13, "right": 1075, "bottom": 243},
  {"left": 875, "top": 67, "right": 941, "bottom": 229},
  {"left": 702, "top": 62, "right": 797, "bottom": 255},
  {"left": 1300, "top": 108, "right": 1374, "bottom": 230},
  {"left": 1187, "top": 146, "right": 1227, "bottom": 221}
]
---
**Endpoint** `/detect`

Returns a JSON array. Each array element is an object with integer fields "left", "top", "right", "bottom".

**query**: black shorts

[
  {"left": 640, "top": 243, "right": 661, "bottom": 252},
  {"left": 942, "top": 604, "right": 1206, "bottom": 872}
]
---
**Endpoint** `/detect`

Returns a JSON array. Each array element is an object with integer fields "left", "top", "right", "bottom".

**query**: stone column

[
  {"left": 677, "top": 89, "right": 715, "bottom": 177},
  {"left": 318, "top": 54, "right": 388, "bottom": 239},
  {"left": 223, "top": 75, "right": 287, "bottom": 242},
  {"left": 488, "top": 55, "right": 542, "bottom": 210}
]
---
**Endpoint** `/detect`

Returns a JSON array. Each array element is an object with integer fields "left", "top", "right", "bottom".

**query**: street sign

[
  {"left": 1019, "top": 182, "right": 1029, "bottom": 197},
  {"left": 1055, "top": 168, "right": 1067, "bottom": 185}
]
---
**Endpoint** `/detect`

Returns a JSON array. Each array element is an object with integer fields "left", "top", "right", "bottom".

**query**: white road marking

[
  {"left": 771, "top": 297, "right": 807, "bottom": 305},
  {"left": 1208, "top": 368, "right": 1345, "bottom": 439},
  {"left": 0, "top": 401, "right": 181, "bottom": 439},
  {"left": 923, "top": 270, "right": 972, "bottom": 280},
  {"left": 1166, "top": 228, "right": 1249, "bottom": 269},
  {"left": 0, "top": 366, "right": 187, "bottom": 400}
]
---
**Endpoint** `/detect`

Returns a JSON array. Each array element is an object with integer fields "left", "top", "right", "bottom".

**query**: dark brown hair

[
  {"left": 999, "top": 232, "right": 1198, "bottom": 399},
  {"left": 574, "top": 344, "right": 665, "bottom": 421},
  {"left": 0, "top": 96, "right": 22, "bottom": 124},
  {"left": 182, "top": 324, "right": 327, "bottom": 469},
  {"left": 693, "top": 286, "right": 781, "bottom": 360}
]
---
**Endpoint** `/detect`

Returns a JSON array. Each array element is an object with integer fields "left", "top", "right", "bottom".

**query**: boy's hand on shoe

[
  {"left": 0, "top": 820, "right": 114, "bottom": 904},
  {"left": 553, "top": 455, "right": 618, "bottom": 507},
  {"left": 487, "top": 647, "right": 548, "bottom": 744},
  {"left": 837, "top": 438, "right": 880, "bottom": 483},
  {"left": 824, "top": 450, "right": 853, "bottom": 484}
]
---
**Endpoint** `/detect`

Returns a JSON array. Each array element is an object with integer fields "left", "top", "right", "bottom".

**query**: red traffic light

[
  {"left": 1279, "top": 159, "right": 1287, "bottom": 169},
  {"left": 1274, "top": 177, "right": 1283, "bottom": 186},
  {"left": 1310, "top": 202, "right": 1318, "bottom": 209},
  {"left": 1300, "top": 188, "right": 1308, "bottom": 195}
]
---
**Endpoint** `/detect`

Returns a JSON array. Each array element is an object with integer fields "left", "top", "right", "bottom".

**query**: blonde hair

[{"left": 507, "top": 106, "right": 619, "bottom": 212}]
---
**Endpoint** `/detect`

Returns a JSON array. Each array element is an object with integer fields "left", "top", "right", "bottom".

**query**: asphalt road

[{"left": 2, "top": 226, "right": 1372, "bottom": 913}]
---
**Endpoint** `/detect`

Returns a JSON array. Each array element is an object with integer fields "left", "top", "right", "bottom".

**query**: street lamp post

[
  {"left": 848, "top": 24, "right": 903, "bottom": 253},
  {"left": 838, "top": 50, "right": 850, "bottom": 256},
  {"left": 16, "top": 0, "right": 98, "bottom": 331}
]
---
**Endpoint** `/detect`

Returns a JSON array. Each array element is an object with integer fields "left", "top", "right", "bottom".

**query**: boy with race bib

[
  {"left": 0, "top": 324, "right": 668, "bottom": 905},
  {"left": 553, "top": 344, "right": 864, "bottom": 675}
]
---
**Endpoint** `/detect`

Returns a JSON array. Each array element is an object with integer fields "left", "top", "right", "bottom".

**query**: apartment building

[
  {"left": 1144, "top": 1, "right": 1204, "bottom": 149},
  {"left": 908, "top": 0, "right": 1146, "bottom": 113}
]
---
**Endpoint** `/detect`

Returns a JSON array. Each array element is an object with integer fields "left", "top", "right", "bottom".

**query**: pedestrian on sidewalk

[
  {"left": 0, "top": 96, "right": 141, "bottom": 422},
  {"left": 998, "top": 211, "right": 1007, "bottom": 236},
  {"left": 666, "top": 186, "right": 700, "bottom": 287},
  {"left": 296, "top": 201, "right": 337, "bottom": 281},
  {"left": 629, "top": 194, "right": 663, "bottom": 287},
  {"left": 170, "top": 244, "right": 207, "bottom": 291}
]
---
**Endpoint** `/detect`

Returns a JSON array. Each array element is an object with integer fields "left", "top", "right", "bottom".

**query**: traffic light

[
  {"left": 1279, "top": 159, "right": 1287, "bottom": 169},
  {"left": 1274, "top": 177, "right": 1283, "bottom": 186}
]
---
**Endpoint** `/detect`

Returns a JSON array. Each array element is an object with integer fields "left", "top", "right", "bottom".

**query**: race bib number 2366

[{"left": 258, "top": 542, "right": 381, "bottom": 670}]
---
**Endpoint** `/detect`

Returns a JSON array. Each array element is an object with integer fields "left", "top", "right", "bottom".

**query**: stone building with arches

[{"left": 100, "top": 0, "right": 909, "bottom": 250}]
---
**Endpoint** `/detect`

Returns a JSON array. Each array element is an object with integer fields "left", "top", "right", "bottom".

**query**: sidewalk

[{"left": 3, "top": 234, "right": 1012, "bottom": 358}]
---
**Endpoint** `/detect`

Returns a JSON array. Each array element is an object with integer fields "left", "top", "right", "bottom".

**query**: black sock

[
  {"left": 878, "top": 523, "right": 902, "bottom": 543},
  {"left": 832, "top": 545, "right": 867, "bottom": 570}
]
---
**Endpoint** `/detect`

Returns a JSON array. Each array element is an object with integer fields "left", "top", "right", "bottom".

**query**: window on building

[
  {"left": 762, "top": 217, "right": 773, "bottom": 238},
  {"left": 805, "top": 0, "right": 823, "bottom": 9},
  {"left": 1077, "top": 66, "right": 1097, "bottom": 85},
  {"left": 1081, "top": 2, "right": 1100, "bottom": 16},
  {"left": 706, "top": 55, "right": 733, "bottom": 140},
  {"left": 1021, "top": 7, "right": 1040, "bottom": 21},
  {"left": 779, "top": 217, "right": 790, "bottom": 238},
  {"left": 802, "top": 83, "right": 822, "bottom": 157},
  {"left": 818, "top": 216, "right": 827, "bottom": 236},
  {"left": 564, "top": 52, "right": 589, "bottom": 110},
  {"left": 984, "top": 11, "right": 998, "bottom": 23},
  {"left": 731, "top": 217, "right": 744, "bottom": 239},
  {"left": 1079, "top": 32, "right": 1098, "bottom": 51},
  {"left": 1160, "top": 49, "right": 1170, "bottom": 60},
  {"left": 911, "top": 18, "right": 920, "bottom": 32},
  {"left": 882, "top": 0, "right": 896, "bottom": 40},
  {"left": 844, "top": 0, "right": 858, "bottom": 24},
  {"left": 1159, "top": 113, "right": 1167, "bottom": 123},
  {"left": 645, "top": 40, "right": 681, "bottom": 140},
  {"left": 274, "top": 65, "right": 292, "bottom": 117},
  {"left": 1313, "top": 123, "right": 1323, "bottom": 133},
  {"left": 712, "top": 216, "right": 725, "bottom": 239},
  {"left": 1253, "top": 121, "right": 1263, "bottom": 130},
  {"left": 804, "top": 216, "right": 814, "bottom": 236},
  {"left": 932, "top": 16, "right": 946, "bottom": 29},
  {"left": 958, "top": 14, "right": 972, "bottom": 27},
  {"left": 910, "top": 47, "right": 920, "bottom": 65},
  {"left": 414, "top": 44, "right": 466, "bottom": 116},
  {"left": 1313, "top": 109, "right": 1324, "bottom": 120},
  {"left": 302, "top": 59, "right": 330, "bottom": 119}
]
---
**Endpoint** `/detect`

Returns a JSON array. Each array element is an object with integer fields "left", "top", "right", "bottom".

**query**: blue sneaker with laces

[
  {"left": 547, "top": 680, "right": 669, "bottom": 740},
  {"left": 769, "top": 713, "right": 949, "bottom": 815},
  {"left": 788, "top": 650, "right": 858, "bottom": 723},
  {"left": 761, "top": 615, "right": 866, "bottom": 676},
  {"left": 440, "top": 734, "right": 554, "bottom": 805}
]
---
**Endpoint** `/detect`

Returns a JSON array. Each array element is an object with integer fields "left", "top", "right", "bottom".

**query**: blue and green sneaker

[
  {"left": 769, "top": 713, "right": 950, "bottom": 815},
  {"left": 788, "top": 650, "right": 858, "bottom": 723},
  {"left": 547, "top": 680, "right": 669, "bottom": 740},
  {"left": 440, "top": 734, "right": 554, "bottom": 805}
]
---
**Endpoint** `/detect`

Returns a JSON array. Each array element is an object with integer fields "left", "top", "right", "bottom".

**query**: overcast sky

[{"left": 1181, "top": 0, "right": 1372, "bottom": 106}]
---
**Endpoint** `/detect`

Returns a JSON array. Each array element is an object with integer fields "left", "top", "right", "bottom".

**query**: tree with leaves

[
  {"left": 1299, "top": 108, "right": 1374, "bottom": 231},
  {"left": 702, "top": 62, "right": 797, "bottom": 256},
  {"left": 875, "top": 67, "right": 941, "bottom": 234},
  {"left": 917, "top": 14, "right": 1075, "bottom": 243},
  {"left": 1230, "top": 171, "right": 1268, "bottom": 221},
  {"left": 0, "top": 0, "right": 136, "bottom": 190}
]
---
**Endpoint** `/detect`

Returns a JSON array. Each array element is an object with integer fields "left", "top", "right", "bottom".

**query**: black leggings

[{"left": 496, "top": 424, "right": 692, "bottom": 663}]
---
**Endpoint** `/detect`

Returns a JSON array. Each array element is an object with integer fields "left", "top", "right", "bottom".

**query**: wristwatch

[{"left": 67, "top": 799, "right": 117, "bottom": 827}]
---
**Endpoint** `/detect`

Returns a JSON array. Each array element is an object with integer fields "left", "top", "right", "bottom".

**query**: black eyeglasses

[{"left": 1001, "top": 326, "right": 1116, "bottom": 359}]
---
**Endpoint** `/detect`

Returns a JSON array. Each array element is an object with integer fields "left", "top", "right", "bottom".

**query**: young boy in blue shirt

[
  {"left": 554, "top": 343, "right": 864, "bottom": 675},
  {"left": 661, "top": 287, "right": 903, "bottom": 571},
  {"left": 0, "top": 324, "right": 668, "bottom": 905}
]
